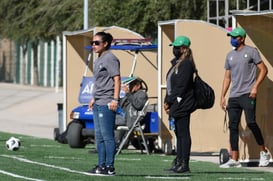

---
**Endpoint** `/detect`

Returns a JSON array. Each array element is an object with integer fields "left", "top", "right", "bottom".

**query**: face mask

[
  {"left": 173, "top": 47, "right": 182, "bottom": 59},
  {"left": 230, "top": 37, "right": 240, "bottom": 48}
]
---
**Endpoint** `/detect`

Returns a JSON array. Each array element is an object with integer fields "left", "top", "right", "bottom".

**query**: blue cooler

[{"left": 144, "top": 112, "right": 159, "bottom": 133}]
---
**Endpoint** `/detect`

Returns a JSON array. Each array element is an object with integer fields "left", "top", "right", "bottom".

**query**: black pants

[
  {"left": 174, "top": 114, "right": 191, "bottom": 162},
  {"left": 227, "top": 93, "right": 264, "bottom": 151}
]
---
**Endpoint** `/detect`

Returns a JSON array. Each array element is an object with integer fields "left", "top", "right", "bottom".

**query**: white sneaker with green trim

[
  {"left": 220, "top": 159, "right": 242, "bottom": 168},
  {"left": 259, "top": 151, "right": 270, "bottom": 167}
]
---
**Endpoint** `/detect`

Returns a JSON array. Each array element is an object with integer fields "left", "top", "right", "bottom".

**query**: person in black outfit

[{"left": 164, "top": 36, "right": 196, "bottom": 173}]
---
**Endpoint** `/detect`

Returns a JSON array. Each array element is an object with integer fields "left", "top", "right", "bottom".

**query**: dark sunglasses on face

[{"left": 90, "top": 40, "right": 103, "bottom": 46}]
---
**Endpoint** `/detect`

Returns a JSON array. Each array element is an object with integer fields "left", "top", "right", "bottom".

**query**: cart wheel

[
  {"left": 147, "top": 137, "right": 155, "bottom": 153},
  {"left": 219, "top": 148, "right": 230, "bottom": 164},
  {"left": 67, "top": 122, "right": 85, "bottom": 148},
  {"left": 131, "top": 137, "right": 143, "bottom": 150},
  {"left": 53, "top": 128, "right": 60, "bottom": 141}
]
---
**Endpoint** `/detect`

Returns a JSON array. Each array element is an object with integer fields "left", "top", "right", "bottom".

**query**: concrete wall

[{"left": 0, "top": 39, "right": 15, "bottom": 82}]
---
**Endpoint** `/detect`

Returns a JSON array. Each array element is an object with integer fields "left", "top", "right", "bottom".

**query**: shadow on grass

[
  {"left": 116, "top": 173, "right": 192, "bottom": 177},
  {"left": 193, "top": 171, "right": 266, "bottom": 174},
  {"left": 115, "top": 171, "right": 266, "bottom": 177}
]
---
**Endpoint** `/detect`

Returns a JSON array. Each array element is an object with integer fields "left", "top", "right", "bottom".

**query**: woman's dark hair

[
  {"left": 95, "top": 32, "right": 113, "bottom": 50},
  {"left": 175, "top": 47, "right": 196, "bottom": 71},
  {"left": 129, "top": 78, "right": 143, "bottom": 92}
]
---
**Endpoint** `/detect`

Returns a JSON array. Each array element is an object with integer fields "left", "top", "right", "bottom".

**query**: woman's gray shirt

[{"left": 93, "top": 51, "right": 120, "bottom": 105}]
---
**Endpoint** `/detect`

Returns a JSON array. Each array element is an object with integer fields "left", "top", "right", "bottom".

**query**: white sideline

[
  {"left": 0, "top": 169, "right": 45, "bottom": 181},
  {"left": 0, "top": 154, "right": 105, "bottom": 176},
  {"left": 218, "top": 178, "right": 264, "bottom": 180},
  {"left": 146, "top": 176, "right": 190, "bottom": 180}
]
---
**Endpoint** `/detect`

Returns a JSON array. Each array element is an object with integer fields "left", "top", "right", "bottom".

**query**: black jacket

[{"left": 164, "top": 58, "right": 196, "bottom": 117}]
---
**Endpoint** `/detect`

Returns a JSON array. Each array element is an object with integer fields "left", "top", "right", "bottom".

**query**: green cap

[
  {"left": 169, "top": 36, "right": 191, "bottom": 47},
  {"left": 227, "top": 27, "right": 246, "bottom": 37}
]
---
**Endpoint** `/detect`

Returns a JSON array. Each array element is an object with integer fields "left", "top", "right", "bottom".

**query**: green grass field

[{"left": 0, "top": 131, "right": 272, "bottom": 181}]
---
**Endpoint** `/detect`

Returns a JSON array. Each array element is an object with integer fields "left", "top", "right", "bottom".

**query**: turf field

[{"left": 0, "top": 131, "right": 272, "bottom": 181}]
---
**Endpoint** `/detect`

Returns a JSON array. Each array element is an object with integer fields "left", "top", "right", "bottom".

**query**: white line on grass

[
  {"left": 218, "top": 177, "right": 264, "bottom": 180},
  {"left": 0, "top": 170, "right": 45, "bottom": 181},
  {"left": 115, "top": 158, "right": 141, "bottom": 161},
  {"left": 30, "top": 144, "right": 61, "bottom": 148},
  {"left": 1, "top": 154, "right": 182, "bottom": 178},
  {"left": 0, "top": 154, "right": 107, "bottom": 177},
  {"left": 145, "top": 176, "right": 190, "bottom": 180},
  {"left": 162, "top": 159, "right": 197, "bottom": 163},
  {"left": 162, "top": 160, "right": 172, "bottom": 162},
  {"left": 45, "top": 156, "right": 84, "bottom": 160}
]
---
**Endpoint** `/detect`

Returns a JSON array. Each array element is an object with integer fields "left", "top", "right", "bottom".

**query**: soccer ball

[{"left": 6, "top": 137, "right": 21, "bottom": 151}]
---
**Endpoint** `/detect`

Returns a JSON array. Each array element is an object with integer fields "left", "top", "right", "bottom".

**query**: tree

[
  {"left": 0, "top": 0, "right": 209, "bottom": 84},
  {"left": 0, "top": 0, "right": 84, "bottom": 85},
  {"left": 89, "top": 0, "right": 207, "bottom": 40},
  {"left": 0, "top": 0, "right": 208, "bottom": 47}
]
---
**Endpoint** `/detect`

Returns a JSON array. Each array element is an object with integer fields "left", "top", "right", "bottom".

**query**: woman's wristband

[{"left": 113, "top": 98, "right": 119, "bottom": 102}]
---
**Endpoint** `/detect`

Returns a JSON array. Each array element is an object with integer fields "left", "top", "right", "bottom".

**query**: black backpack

[{"left": 193, "top": 70, "right": 215, "bottom": 109}]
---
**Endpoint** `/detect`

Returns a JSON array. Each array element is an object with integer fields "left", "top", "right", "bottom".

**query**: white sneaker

[
  {"left": 259, "top": 151, "right": 270, "bottom": 167},
  {"left": 220, "top": 159, "right": 242, "bottom": 168}
]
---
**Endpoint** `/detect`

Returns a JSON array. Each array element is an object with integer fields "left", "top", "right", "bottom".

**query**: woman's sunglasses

[{"left": 90, "top": 40, "right": 103, "bottom": 46}]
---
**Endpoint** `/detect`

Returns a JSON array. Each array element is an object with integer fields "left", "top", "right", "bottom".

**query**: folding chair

[{"left": 116, "top": 100, "right": 150, "bottom": 155}]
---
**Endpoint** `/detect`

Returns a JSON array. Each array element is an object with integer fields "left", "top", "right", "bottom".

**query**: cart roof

[{"left": 85, "top": 44, "right": 157, "bottom": 51}]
